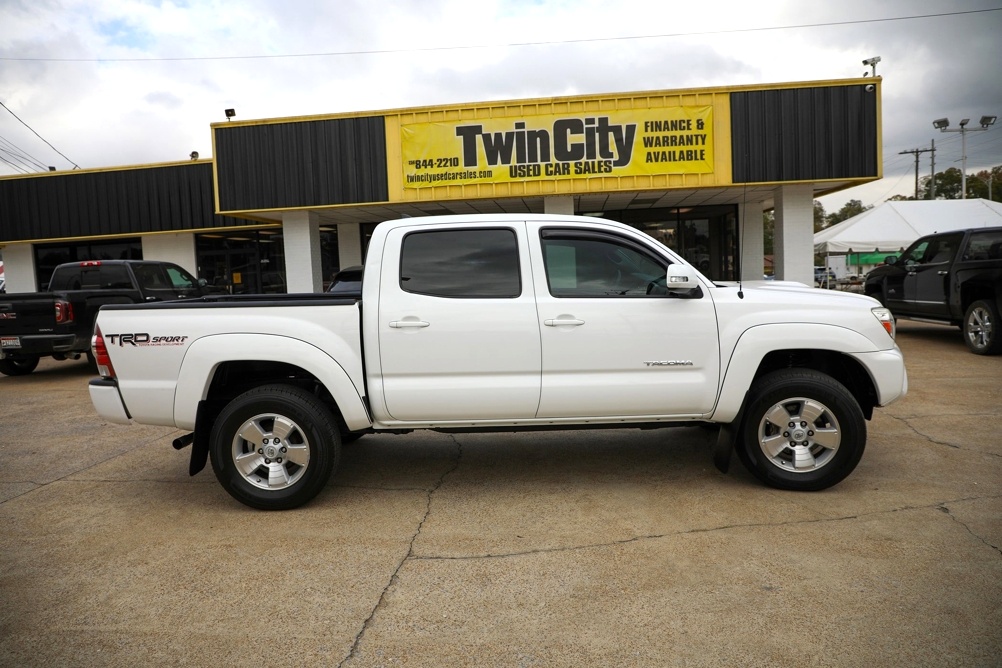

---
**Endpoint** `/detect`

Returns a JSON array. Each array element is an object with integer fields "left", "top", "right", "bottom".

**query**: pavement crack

[
  {"left": 888, "top": 413, "right": 960, "bottom": 449},
  {"left": 939, "top": 503, "right": 1002, "bottom": 557},
  {"left": 339, "top": 435, "right": 463, "bottom": 667},
  {"left": 407, "top": 495, "right": 1002, "bottom": 562}
]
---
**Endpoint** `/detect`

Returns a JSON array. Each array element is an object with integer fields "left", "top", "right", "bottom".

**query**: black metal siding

[
  {"left": 214, "top": 116, "right": 389, "bottom": 212},
  {"left": 0, "top": 162, "right": 246, "bottom": 242},
  {"left": 730, "top": 85, "right": 878, "bottom": 183}
]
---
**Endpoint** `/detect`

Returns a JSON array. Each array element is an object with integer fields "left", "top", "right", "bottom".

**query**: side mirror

[
  {"left": 197, "top": 278, "right": 208, "bottom": 287},
  {"left": 884, "top": 255, "right": 898, "bottom": 265},
  {"left": 666, "top": 264, "right": 699, "bottom": 294}
]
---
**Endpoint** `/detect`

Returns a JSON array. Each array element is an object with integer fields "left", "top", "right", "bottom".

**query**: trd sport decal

[{"left": 105, "top": 333, "right": 189, "bottom": 347}]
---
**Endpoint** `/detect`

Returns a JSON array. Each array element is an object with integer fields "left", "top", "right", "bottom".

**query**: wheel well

[
  {"left": 752, "top": 349, "right": 877, "bottom": 419},
  {"left": 203, "top": 360, "right": 348, "bottom": 430},
  {"left": 959, "top": 282, "right": 998, "bottom": 313}
]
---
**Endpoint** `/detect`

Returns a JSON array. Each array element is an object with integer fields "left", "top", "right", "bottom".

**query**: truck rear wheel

[
  {"left": 209, "top": 384, "right": 340, "bottom": 510},
  {"left": 737, "top": 369, "right": 866, "bottom": 491},
  {"left": 963, "top": 299, "right": 1001, "bottom": 355},
  {"left": 0, "top": 355, "right": 40, "bottom": 376}
]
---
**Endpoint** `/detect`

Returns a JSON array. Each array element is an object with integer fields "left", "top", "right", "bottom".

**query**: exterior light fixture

[
  {"left": 933, "top": 114, "right": 998, "bottom": 198},
  {"left": 224, "top": 109, "right": 235, "bottom": 121}
]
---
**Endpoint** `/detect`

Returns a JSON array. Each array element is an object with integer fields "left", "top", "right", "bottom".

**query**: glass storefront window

[
  {"left": 596, "top": 206, "right": 738, "bottom": 281},
  {"left": 196, "top": 229, "right": 287, "bottom": 294},
  {"left": 34, "top": 239, "right": 142, "bottom": 290}
]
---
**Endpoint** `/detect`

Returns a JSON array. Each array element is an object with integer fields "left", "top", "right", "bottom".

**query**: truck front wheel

[
  {"left": 963, "top": 299, "right": 1001, "bottom": 355},
  {"left": 209, "top": 384, "right": 341, "bottom": 510},
  {"left": 737, "top": 370, "right": 866, "bottom": 491}
]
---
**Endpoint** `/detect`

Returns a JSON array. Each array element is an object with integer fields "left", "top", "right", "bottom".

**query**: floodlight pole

[{"left": 934, "top": 116, "right": 997, "bottom": 199}]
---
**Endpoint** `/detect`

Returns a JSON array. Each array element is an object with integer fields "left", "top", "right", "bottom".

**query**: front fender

[
  {"left": 173, "top": 333, "right": 370, "bottom": 431},
  {"left": 710, "top": 323, "right": 881, "bottom": 423}
]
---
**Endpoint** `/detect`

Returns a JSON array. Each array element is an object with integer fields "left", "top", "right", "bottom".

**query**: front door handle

[
  {"left": 389, "top": 320, "right": 430, "bottom": 328},
  {"left": 937, "top": 271, "right": 948, "bottom": 276},
  {"left": 544, "top": 318, "right": 585, "bottom": 327}
]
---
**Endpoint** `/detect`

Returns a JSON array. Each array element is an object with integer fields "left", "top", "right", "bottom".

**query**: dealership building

[{"left": 0, "top": 78, "right": 880, "bottom": 293}]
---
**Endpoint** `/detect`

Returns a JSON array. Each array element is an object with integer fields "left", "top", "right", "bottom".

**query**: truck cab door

[
  {"left": 373, "top": 223, "right": 542, "bottom": 422},
  {"left": 902, "top": 233, "right": 961, "bottom": 317},
  {"left": 527, "top": 223, "right": 720, "bottom": 419}
]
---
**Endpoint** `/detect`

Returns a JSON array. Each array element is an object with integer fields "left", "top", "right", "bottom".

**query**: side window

[
  {"left": 925, "top": 234, "right": 962, "bottom": 264},
  {"left": 963, "top": 231, "right": 1002, "bottom": 260},
  {"left": 400, "top": 228, "right": 521, "bottom": 298},
  {"left": 165, "top": 265, "right": 197, "bottom": 289},
  {"left": 541, "top": 233, "right": 667, "bottom": 297},
  {"left": 901, "top": 241, "right": 929, "bottom": 265},
  {"left": 133, "top": 264, "right": 170, "bottom": 291}
]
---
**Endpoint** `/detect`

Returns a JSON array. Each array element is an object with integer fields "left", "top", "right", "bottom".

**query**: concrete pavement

[{"left": 1, "top": 321, "right": 1000, "bottom": 667}]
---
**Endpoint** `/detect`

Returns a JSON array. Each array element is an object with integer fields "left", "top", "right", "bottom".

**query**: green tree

[
  {"left": 921, "top": 167, "right": 964, "bottom": 199},
  {"left": 825, "top": 199, "right": 871, "bottom": 227},
  {"left": 813, "top": 200, "right": 827, "bottom": 232},
  {"left": 968, "top": 166, "right": 1001, "bottom": 202}
]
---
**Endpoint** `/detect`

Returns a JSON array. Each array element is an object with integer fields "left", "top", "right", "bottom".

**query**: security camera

[
  {"left": 862, "top": 56, "right": 881, "bottom": 66},
  {"left": 865, "top": 84, "right": 875, "bottom": 93}
]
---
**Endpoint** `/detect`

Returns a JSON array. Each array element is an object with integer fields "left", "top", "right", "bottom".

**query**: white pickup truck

[{"left": 89, "top": 214, "right": 907, "bottom": 510}]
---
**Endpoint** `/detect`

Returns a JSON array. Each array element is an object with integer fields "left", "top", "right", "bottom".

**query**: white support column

[
  {"left": 738, "top": 200, "right": 765, "bottom": 281},
  {"left": 336, "top": 223, "right": 363, "bottom": 269},
  {"left": 141, "top": 233, "right": 198, "bottom": 275},
  {"left": 773, "top": 184, "right": 814, "bottom": 284},
  {"left": 2, "top": 243, "right": 38, "bottom": 293},
  {"left": 543, "top": 196, "right": 574, "bottom": 215},
  {"left": 282, "top": 211, "right": 323, "bottom": 293}
]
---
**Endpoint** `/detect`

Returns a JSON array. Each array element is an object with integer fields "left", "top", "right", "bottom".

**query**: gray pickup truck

[
  {"left": 864, "top": 226, "right": 1002, "bottom": 355},
  {"left": 0, "top": 260, "right": 212, "bottom": 375}
]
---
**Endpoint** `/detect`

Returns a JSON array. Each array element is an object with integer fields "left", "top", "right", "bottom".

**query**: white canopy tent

[{"left": 814, "top": 199, "right": 1002, "bottom": 254}]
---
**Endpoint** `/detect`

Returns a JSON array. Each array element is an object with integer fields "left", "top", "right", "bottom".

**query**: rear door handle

[
  {"left": 544, "top": 318, "right": 585, "bottom": 327},
  {"left": 389, "top": 320, "right": 430, "bottom": 328},
  {"left": 937, "top": 271, "right": 948, "bottom": 275}
]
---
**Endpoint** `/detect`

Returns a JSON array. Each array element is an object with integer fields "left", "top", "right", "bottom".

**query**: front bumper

[{"left": 89, "top": 378, "right": 132, "bottom": 424}]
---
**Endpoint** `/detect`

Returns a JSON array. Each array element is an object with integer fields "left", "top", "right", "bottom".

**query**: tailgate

[{"left": 0, "top": 296, "right": 58, "bottom": 338}]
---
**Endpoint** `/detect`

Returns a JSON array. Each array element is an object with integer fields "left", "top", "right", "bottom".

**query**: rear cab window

[{"left": 399, "top": 228, "right": 521, "bottom": 298}]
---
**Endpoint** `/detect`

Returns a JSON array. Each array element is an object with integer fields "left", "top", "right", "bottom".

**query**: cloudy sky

[{"left": 1, "top": 0, "right": 1000, "bottom": 212}]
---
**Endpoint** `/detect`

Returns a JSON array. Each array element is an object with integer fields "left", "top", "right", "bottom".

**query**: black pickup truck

[
  {"left": 0, "top": 260, "right": 212, "bottom": 375},
  {"left": 864, "top": 226, "right": 1002, "bottom": 355}
]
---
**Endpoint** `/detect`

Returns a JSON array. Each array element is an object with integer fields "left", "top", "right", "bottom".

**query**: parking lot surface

[{"left": 1, "top": 321, "right": 1000, "bottom": 667}]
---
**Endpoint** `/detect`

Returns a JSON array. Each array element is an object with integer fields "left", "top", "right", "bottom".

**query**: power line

[
  {"left": 0, "top": 134, "right": 50, "bottom": 171},
  {"left": 1, "top": 8, "right": 999, "bottom": 63},
  {"left": 0, "top": 100, "right": 79, "bottom": 169}
]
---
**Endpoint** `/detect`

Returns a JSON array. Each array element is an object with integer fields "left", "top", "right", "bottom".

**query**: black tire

[
  {"left": 0, "top": 355, "right": 40, "bottom": 376},
  {"left": 736, "top": 369, "right": 866, "bottom": 491},
  {"left": 963, "top": 299, "right": 1001, "bottom": 355},
  {"left": 209, "top": 384, "right": 340, "bottom": 510}
]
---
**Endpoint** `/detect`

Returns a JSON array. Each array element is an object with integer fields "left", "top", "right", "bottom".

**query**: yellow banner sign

[{"left": 401, "top": 107, "right": 713, "bottom": 188}]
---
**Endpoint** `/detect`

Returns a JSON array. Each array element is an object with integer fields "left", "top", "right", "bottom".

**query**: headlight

[{"left": 871, "top": 307, "right": 895, "bottom": 339}]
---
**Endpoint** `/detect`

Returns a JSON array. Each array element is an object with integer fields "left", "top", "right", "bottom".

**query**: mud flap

[
  {"left": 188, "top": 400, "right": 214, "bottom": 476},
  {"left": 713, "top": 396, "right": 747, "bottom": 474}
]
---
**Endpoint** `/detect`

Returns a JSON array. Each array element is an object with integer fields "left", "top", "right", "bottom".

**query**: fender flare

[
  {"left": 711, "top": 323, "right": 878, "bottom": 423},
  {"left": 173, "top": 333, "right": 371, "bottom": 432}
]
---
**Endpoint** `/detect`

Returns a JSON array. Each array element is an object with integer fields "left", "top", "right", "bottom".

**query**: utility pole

[
  {"left": 930, "top": 139, "right": 936, "bottom": 199},
  {"left": 899, "top": 145, "right": 934, "bottom": 199}
]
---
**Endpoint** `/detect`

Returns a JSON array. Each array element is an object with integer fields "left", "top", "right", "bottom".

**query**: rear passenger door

[{"left": 375, "top": 223, "right": 542, "bottom": 422}]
